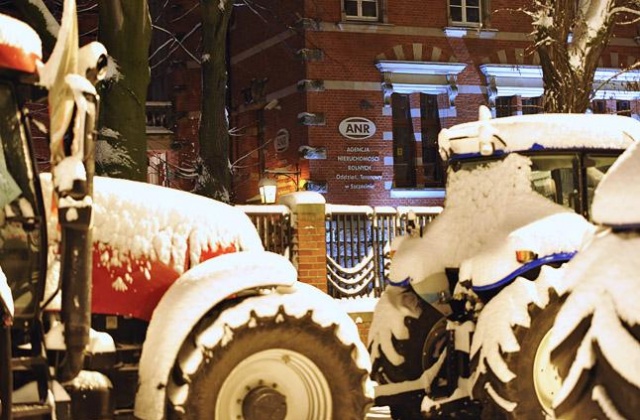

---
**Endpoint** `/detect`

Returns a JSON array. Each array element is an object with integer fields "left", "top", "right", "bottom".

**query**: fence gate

[{"left": 325, "top": 205, "right": 441, "bottom": 299}]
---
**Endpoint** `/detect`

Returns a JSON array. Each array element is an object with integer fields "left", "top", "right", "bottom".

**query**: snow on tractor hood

[
  {"left": 591, "top": 141, "right": 640, "bottom": 227},
  {"left": 389, "top": 154, "right": 570, "bottom": 296},
  {"left": 0, "top": 13, "right": 42, "bottom": 74},
  {"left": 439, "top": 106, "right": 640, "bottom": 160},
  {"left": 460, "top": 212, "right": 595, "bottom": 291},
  {"left": 40, "top": 173, "right": 264, "bottom": 274}
]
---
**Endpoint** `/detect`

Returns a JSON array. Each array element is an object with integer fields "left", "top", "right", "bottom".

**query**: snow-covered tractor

[
  {"left": 0, "top": 1, "right": 371, "bottom": 419},
  {"left": 367, "top": 106, "right": 640, "bottom": 418},
  {"left": 550, "top": 140, "right": 640, "bottom": 420}
]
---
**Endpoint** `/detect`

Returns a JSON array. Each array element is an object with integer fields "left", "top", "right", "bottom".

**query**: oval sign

[
  {"left": 274, "top": 128, "right": 290, "bottom": 153},
  {"left": 339, "top": 117, "right": 376, "bottom": 140}
]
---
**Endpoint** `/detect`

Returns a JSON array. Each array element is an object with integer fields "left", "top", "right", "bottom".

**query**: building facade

[{"left": 229, "top": 0, "right": 640, "bottom": 206}]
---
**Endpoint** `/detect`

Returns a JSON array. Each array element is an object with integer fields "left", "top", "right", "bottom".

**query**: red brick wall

[
  {"left": 294, "top": 203, "right": 328, "bottom": 292},
  {"left": 228, "top": 0, "right": 640, "bottom": 207}
]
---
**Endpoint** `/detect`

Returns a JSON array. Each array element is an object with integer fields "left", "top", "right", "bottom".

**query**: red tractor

[{"left": 0, "top": 1, "right": 371, "bottom": 418}]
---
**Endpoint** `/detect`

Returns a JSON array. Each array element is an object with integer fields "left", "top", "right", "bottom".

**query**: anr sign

[{"left": 339, "top": 117, "right": 376, "bottom": 140}]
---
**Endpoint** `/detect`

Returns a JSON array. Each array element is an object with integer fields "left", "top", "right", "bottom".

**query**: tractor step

[{"left": 12, "top": 402, "right": 52, "bottom": 418}]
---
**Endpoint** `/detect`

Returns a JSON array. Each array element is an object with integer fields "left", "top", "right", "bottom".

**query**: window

[
  {"left": 420, "top": 94, "right": 445, "bottom": 187},
  {"left": 391, "top": 93, "right": 446, "bottom": 189},
  {"left": 494, "top": 96, "right": 543, "bottom": 116},
  {"left": 391, "top": 94, "right": 416, "bottom": 187},
  {"left": 449, "top": 0, "right": 481, "bottom": 26},
  {"left": 522, "top": 96, "right": 542, "bottom": 114},
  {"left": 617, "top": 100, "right": 631, "bottom": 116},
  {"left": 591, "top": 99, "right": 633, "bottom": 116},
  {"left": 495, "top": 96, "right": 516, "bottom": 117},
  {"left": 591, "top": 99, "right": 607, "bottom": 114},
  {"left": 344, "top": 0, "right": 379, "bottom": 21}
]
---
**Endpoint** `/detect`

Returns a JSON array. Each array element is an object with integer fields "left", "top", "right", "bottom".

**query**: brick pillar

[{"left": 280, "top": 193, "right": 327, "bottom": 293}]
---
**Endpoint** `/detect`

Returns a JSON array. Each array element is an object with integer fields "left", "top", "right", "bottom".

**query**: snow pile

[
  {"left": 390, "top": 154, "right": 567, "bottom": 288},
  {"left": 591, "top": 141, "right": 640, "bottom": 226},
  {"left": 41, "top": 173, "right": 264, "bottom": 306},
  {"left": 336, "top": 294, "right": 379, "bottom": 314}
]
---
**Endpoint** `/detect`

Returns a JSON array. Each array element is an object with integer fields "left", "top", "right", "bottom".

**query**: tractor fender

[{"left": 135, "top": 250, "right": 297, "bottom": 420}]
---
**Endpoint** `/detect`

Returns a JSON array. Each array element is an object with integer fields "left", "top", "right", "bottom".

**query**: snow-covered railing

[{"left": 325, "top": 205, "right": 442, "bottom": 299}]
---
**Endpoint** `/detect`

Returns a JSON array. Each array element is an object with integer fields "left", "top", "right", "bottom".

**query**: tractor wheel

[
  {"left": 166, "top": 299, "right": 370, "bottom": 420},
  {"left": 551, "top": 295, "right": 640, "bottom": 419},
  {"left": 368, "top": 288, "right": 445, "bottom": 419},
  {"left": 473, "top": 289, "right": 564, "bottom": 419}
]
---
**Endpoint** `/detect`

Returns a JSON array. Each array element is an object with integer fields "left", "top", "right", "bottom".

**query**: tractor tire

[
  {"left": 551, "top": 297, "right": 640, "bottom": 419},
  {"left": 166, "top": 298, "right": 370, "bottom": 420},
  {"left": 472, "top": 289, "right": 564, "bottom": 419},
  {"left": 368, "top": 288, "right": 444, "bottom": 419}
]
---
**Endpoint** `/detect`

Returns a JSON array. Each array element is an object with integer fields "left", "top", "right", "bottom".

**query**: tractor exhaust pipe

[
  {"left": 55, "top": 86, "right": 99, "bottom": 383},
  {"left": 57, "top": 181, "right": 93, "bottom": 382}
]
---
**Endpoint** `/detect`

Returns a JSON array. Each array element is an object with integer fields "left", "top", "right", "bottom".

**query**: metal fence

[
  {"left": 237, "top": 205, "right": 294, "bottom": 261},
  {"left": 239, "top": 204, "right": 441, "bottom": 298},
  {"left": 325, "top": 205, "right": 441, "bottom": 299}
]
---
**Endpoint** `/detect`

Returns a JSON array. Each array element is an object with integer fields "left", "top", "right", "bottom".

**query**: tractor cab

[{"left": 439, "top": 106, "right": 639, "bottom": 220}]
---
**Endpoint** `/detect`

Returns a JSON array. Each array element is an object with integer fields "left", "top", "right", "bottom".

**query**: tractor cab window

[
  {"left": 0, "top": 82, "right": 44, "bottom": 318},
  {"left": 452, "top": 151, "right": 621, "bottom": 220},
  {"left": 529, "top": 153, "right": 619, "bottom": 219}
]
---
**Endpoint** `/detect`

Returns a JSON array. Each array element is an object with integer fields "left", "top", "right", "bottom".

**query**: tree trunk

[
  {"left": 534, "top": 0, "right": 616, "bottom": 113},
  {"left": 96, "top": 0, "right": 151, "bottom": 181},
  {"left": 197, "top": 0, "right": 233, "bottom": 202}
]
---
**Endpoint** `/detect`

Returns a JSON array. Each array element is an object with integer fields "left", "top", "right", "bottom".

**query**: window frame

[
  {"left": 448, "top": 0, "right": 482, "bottom": 27},
  {"left": 342, "top": 0, "right": 381, "bottom": 23}
]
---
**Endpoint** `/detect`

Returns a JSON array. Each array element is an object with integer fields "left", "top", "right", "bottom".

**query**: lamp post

[{"left": 258, "top": 177, "right": 277, "bottom": 204}]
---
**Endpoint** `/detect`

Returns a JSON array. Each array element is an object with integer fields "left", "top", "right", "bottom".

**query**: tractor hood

[
  {"left": 41, "top": 174, "right": 264, "bottom": 319},
  {"left": 0, "top": 13, "right": 42, "bottom": 74}
]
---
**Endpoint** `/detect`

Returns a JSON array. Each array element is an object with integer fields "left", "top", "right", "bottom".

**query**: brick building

[{"left": 228, "top": 0, "right": 640, "bottom": 206}]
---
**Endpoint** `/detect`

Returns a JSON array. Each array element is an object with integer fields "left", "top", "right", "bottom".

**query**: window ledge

[
  {"left": 443, "top": 26, "right": 498, "bottom": 39},
  {"left": 336, "top": 21, "right": 394, "bottom": 32},
  {"left": 390, "top": 188, "right": 446, "bottom": 199}
]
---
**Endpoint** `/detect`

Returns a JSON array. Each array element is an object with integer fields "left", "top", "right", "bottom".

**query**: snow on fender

[{"left": 134, "top": 250, "right": 297, "bottom": 420}]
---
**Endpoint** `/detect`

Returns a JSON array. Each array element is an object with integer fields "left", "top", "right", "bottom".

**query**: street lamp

[
  {"left": 258, "top": 177, "right": 277, "bottom": 204},
  {"left": 258, "top": 167, "right": 303, "bottom": 204}
]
